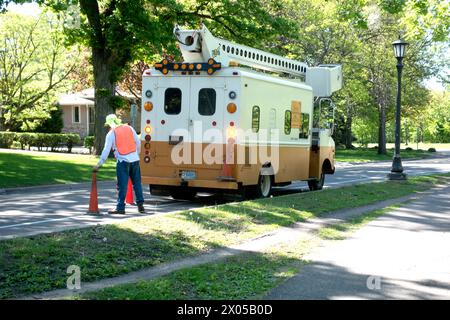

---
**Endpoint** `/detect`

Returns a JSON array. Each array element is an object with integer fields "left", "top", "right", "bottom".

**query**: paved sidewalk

[{"left": 265, "top": 185, "right": 450, "bottom": 299}]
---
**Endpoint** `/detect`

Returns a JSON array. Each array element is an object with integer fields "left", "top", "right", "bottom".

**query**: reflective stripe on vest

[{"left": 114, "top": 125, "right": 137, "bottom": 155}]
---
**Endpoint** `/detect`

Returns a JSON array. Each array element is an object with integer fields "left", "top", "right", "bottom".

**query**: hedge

[
  {"left": 84, "top": 136, "right": 95, "bottom": 154},
  {"left": 0, "top": 132, "right": 81, "bottom": 153}
]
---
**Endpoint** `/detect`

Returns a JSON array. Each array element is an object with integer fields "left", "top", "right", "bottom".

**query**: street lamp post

[{"left": 388, "top": 38, "right": 408, "bottom": 180}]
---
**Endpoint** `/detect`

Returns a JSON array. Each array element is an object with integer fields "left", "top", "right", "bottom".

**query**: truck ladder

[{"left": 173, "top": 24, "right": 308, "bottom": 77}]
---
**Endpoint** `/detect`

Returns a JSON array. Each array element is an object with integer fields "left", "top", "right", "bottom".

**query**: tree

[
  {"left": 34, "top": 106, "right": 64, "bottom": 133},
  {"left": 0, "top": 11, "right": 77, "bottom": 131},
  {"left": 1, "top": 0, "right": 292, "bottom": 154}
]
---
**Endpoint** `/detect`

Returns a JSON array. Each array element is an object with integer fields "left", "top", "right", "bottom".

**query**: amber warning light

[{"left": 154, "top": 58, "right": 221, "bottom": 75}]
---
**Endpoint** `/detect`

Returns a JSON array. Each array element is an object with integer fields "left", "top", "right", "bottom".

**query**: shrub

[
  {"left": 34, "top": 107, "right": 64, "bottom": 133},
  {"left": 428, "top": 147, "right": 437, "bottom": 152},
  {"left": 84, "top": 136, "right": 95, "bottom": 154},
  {"left": 16, "top": 133, "right": 34, "bottom": 150},
  {"left": 0, "top": 132, "right": 16, "bottom": 148},
  {"left": 405, "top": 147, "right": 413, "bottom": 151},
  {"left": 65, "top": 134, "right": 81, "bottom": 153},
  {"left": 0, "top": 132, "right": 81, "bottom": 153}
]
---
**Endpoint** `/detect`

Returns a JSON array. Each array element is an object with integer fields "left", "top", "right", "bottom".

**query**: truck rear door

[
  {"left": 189, "top": 77, "right": 225, "bottom": 143},
  {"left": 154, "top": 76, "right": 191, "bottom": 143}
]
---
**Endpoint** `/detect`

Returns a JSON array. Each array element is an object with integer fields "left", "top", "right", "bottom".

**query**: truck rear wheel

[
  {"left": 170, "top": 188, "right": 197, "bottom": 200},
  {"left": 308, "top": 172, "right": 325, "bottom": 191},
  {"left": 255, "top": 174, "right": 272, "bottom": 198}
]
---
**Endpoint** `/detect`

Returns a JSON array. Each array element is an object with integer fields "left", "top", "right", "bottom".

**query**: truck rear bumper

[{"left": 141, "top": 176, "right": 239, "bottom": 190}]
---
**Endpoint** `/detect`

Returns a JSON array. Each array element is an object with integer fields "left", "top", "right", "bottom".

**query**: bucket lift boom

[{"left": 172, "top": 24, "right": 342, "bottom": 97}]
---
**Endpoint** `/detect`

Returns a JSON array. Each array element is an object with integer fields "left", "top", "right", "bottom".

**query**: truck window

[
  {"left": 299, "top": 113, "right": 310, "bottom": 139},
  {"left": 198, "top": 88, "right": 216, "bottom": 116},
  {"left": 164, "top": 88, "right": 182, "bottom": 115},
  {"left": 284, "top": 110, "right": 291, "bottom": 135},
  {"left": 252, "top": 106, "right": 260, "bottom": 133}
]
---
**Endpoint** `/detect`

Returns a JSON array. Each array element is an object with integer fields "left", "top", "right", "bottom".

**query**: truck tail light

[{"left": 144, "top": 102, "right": 153, "bottom": 112}]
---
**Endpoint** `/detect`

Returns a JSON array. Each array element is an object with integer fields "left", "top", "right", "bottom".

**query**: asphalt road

[{"left": 0, "top": 154, "right": 449, "bottom": 240}]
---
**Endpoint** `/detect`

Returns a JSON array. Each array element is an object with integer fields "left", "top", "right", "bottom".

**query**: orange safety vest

[{"left": 114, "top": 125, "right": 137, "bottom": 155}]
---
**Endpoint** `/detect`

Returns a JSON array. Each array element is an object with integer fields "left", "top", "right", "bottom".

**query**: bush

[
  {"left": 0, "top": 132, "right": 81, "bottom": 153},
  {"left": 405, "top": 147, "right": 413, "bottom": 151},
  {"left": 84, "top": 136, "right": 95, "bottom": 154},
  {"left": 428, "top": 147, "right": 437, "bottom": 152},
  {"left": 0, "top": 132, "right": 16, "bottom": 148},
  {"left": 16, "top": 133, "right": 34, "bottom": 150},
  {"left": 34, "top": 107, "right": 64, "bottom": 133},
  {"left": 65, "top": 134, "right": 81, "bottom": 153}
]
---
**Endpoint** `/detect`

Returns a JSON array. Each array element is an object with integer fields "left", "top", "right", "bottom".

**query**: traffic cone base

[
  {"left": 87, "top": 171, "right": 100, "bottom": 214},
  {"left": 125, "top": 178, "right": 136, "bottom": 205}
]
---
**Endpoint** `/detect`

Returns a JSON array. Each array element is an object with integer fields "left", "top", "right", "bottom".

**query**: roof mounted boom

[
  {"left": 173, "top": 24, "right": 308, "bottom": 77},
  {"left": 172, "top": 24, "right": 342, "bottom": 97}
]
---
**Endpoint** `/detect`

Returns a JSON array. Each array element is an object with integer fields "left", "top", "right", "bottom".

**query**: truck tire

[
  {"left": 308, "top": 172, "right": 325, "bottom": 191},
  {"left": 255, "top": 174, "right": 273, "bottom": 198}
]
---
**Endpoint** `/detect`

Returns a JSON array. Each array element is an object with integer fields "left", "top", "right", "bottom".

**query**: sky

[
  {"left": 3, "top": 2, "right": 448, "bottom": 92},
  {"left": 6, "top": 2, "right": 41, "bottom": 16}
]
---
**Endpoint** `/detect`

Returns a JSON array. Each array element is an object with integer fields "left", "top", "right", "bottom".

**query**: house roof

[
  {"left": 58, "top": 93, "right": 95, "bottom": 106},
  {"left": 58, "top": 87, "right": 136, "bottom": 107}
]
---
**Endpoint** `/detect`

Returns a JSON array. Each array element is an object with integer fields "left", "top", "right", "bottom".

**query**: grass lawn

[
  {"left": 0, "top": 151, "right": 116, "bottom": 188},
  {"left": 0, "top": 173, "right": 448, "bottom": 299},
  {"left": 335, "top": 147, "right": 432, "bottom": 163}
]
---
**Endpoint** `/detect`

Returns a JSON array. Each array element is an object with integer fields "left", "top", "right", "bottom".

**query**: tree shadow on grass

[{"left": 81, "top": 250, "right": 305, "bottom": 300}]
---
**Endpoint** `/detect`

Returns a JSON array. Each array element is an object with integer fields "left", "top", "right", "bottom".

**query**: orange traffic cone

[
  {"left": 220, "top": 140, "right": 234, "bottom": 180},
  {"left": 222, "top": 158, "right": 232, "bottom": 177},
  {"left": 87, "top": 171, "right": 99, "bottom": 214},
  {"left": 125, "top": 178, "right": 135, "bottom": 205}
]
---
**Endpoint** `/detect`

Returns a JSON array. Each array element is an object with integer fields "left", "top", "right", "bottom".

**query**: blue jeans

[{"left": 116, "top": 160, "right": 144, "bottom": 211}]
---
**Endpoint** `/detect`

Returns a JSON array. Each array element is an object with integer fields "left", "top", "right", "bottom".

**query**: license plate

[{"left": 181, "top": 170, "right": 196, "bottom": 180}]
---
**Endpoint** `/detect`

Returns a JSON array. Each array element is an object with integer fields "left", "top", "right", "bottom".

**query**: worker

[{"left": 93, "top": 114, "right": 145, "bottom": 214}]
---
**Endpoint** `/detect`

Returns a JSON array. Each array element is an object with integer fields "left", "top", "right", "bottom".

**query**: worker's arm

[{"left": 93, "top": 131, "right": 114, "bottom": 171}]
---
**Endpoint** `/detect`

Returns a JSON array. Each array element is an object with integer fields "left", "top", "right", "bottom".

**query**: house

[
  {"left": 58, "top": 88, "right": 140, "bottom": 139},
  {"left": 59, "top": 89, "right": 95, "bottom": 138}
]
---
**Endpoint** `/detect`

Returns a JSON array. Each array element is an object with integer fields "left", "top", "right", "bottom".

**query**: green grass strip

[
  {"left": 81, "top": 239, "right": 315, "bottom": 300},
  {"left": 0, "top": 151, "right": 116, "bottom": 188},
  {"left": 335, "top": 148, "right": 430, "bottom": 163}
]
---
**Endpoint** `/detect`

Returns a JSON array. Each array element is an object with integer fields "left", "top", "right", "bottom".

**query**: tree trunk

[
  {"left": 92, "top": 49, "right": 115, "bottom": 155},
  {"left": 378, "top": 104, "right": 387, "bottom": 155},
  {"left": 0, "top": 114, "right": 5, "bottom": 132},
  {"left": 344, "top": 114, "right": 353, "bottom": 149}
]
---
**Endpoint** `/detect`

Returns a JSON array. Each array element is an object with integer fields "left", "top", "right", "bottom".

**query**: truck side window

[
  {"left": 299, "top": 113, "right": 310, "bottom": 139},
  {"left": 198, "top": 88, "right": 216, "bottom": 116},
  {"left": 284, "top": 110, "right": 291, "bottom": 135},
  {"left": 252, "top": 106, "right": 260, "bottom": 133},
  {"left": 164, "top": 88, "right": 182, "bottom": 115}
]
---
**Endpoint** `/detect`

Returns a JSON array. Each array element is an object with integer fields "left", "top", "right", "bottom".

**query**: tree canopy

[{"left": 0, "top": 0, "right": 448, "bottom": 149}]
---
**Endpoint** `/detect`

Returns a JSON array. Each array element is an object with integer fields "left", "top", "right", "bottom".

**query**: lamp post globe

[{"left": 388, "top": 38, "right": 408, "bottom": 181}]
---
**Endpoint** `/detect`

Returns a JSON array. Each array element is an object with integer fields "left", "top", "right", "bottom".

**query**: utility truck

[{"left": 140, "top": 25, "right": 342, "bottom": 199}]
